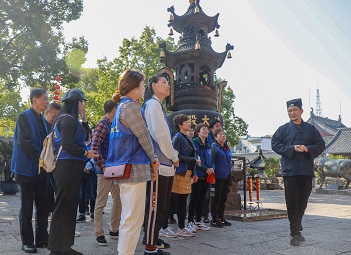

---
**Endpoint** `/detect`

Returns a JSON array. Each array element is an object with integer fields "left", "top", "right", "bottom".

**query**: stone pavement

[{"left": 1, "top": 189, "right": 351, "bottom": 255}]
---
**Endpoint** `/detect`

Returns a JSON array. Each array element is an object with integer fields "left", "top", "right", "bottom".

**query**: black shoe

[
  {"left": 203, "top": 216, "right": 210, "bottom": 223},
  {"left": 156, "top": 239, "right": 170, "bottom": 249},
  {"left": 76, "top": 214, "right": 86, "bottom": 223},
  {"left": 90, "top": 214, "right": 94, "bottom": 222},
  {"left": 290, "top": 236, "right": 301, "bottom": 246},
  {"left": 298, "top": 235, "right": 305, "bottom": 242},
  {"left": 109, "top": 230, "right": 119, "bottom": 239},
  {"left": 219, "top": 218, "right": 232, "bottom": 226},
  {"left": 169, "top": 216, "right": 176, "bottom": 224},
  {"left": 144, "top": 249, "right": 171, "bottom": 255},
  {"left": 22, "top": 245, "right": 37, "bottom": 253},
  {"left": 210, "top": 219, "right": 223, "bottom": 228},
  {"left": 35, "top": 241, "right": 48, "bottom": 248},
  {"left": 96, "top": 235, "right": 108, "bottom": 246},
  {"left": 69, "top": 248, "right": 83, "bottom": 255}
]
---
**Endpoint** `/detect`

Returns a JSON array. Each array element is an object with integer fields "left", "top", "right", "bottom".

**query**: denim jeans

[{"left": 78, "top": 172, "right": 97, "bottom": 215}]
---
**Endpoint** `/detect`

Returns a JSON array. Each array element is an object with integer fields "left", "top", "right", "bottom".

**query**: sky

[{"left": 62, "top": 0, "right": 351, "bottom": 137}]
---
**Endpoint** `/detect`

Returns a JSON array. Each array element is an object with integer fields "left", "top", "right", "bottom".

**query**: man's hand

[{"left": 294, "top": 145, "right": 308, "bottom": 152}]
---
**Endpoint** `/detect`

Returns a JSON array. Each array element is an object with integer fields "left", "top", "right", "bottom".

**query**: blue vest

[
  {"left": 105, "top": 97, "right": 150, "bottom": 167},
  {"left": 141, "top": 98, "right": 173, "bottom": 166},
  {"left": 11, "top": 109, "right": 49, "bottom": 176},
  {"left": 53, "top": 115, "right": 87, "bottom": 161},
  {"left": 212, "top": 143, "right": 232, "bottom": 179},
  {"left": 173, "top": 132, "right": 195, "bottom": 174},
  {"left": 193, "top": 137, "right": 213, "bottom": 178}
]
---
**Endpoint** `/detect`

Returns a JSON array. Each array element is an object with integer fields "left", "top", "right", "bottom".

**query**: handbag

[
  {"left": 103, "top": 164, "right": 131, "bottom": 180},
  {"left": 206, "top": 173, "right": 216, "bottom": 184}
]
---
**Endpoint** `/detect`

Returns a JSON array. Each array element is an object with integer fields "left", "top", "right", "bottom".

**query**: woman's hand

[
  {"left": 206, "top": 168, "right": 215, "bottom": 175},
  {"left": 86, "top": 150, "right": 98, "bottom": 159},
  {"left": 173, "top": 159, "right": 180, "bottom": 168},
  {"left": 150, "top": 158, "right": 160, "bottom": 181},
  {"left": 192, "top": 176, "right": 198, "bottom": 183}
]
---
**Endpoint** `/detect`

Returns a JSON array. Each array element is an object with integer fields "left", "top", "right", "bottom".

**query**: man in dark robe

[{"left": 272, "top": 98, "right": 325, "bottom": 246}]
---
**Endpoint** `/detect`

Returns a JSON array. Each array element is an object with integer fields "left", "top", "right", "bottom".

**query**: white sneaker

[
  {"left": 186, "top": 222, "right": 197, "bottom": 233},
  {"left": 75, "top": 231, "right": 81, "bottom": 237},
  {"left": 159, "top": 227, "right": 177, "bottom": 238},
  {"left": 196, "top": 221, "right": 210, "bottom": 231},
  {"left": 177, "top": 228, "right": 195, "bottom": 237}
]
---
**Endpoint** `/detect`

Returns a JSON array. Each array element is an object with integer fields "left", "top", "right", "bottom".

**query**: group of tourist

[{"left": 10, "top": 69, "right": 325, "bottom": 255}]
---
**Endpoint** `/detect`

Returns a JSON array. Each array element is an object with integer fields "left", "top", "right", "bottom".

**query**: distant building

[
  {"left": 324, "top": 128, "right": 351, "bottom": 158},
  {"left": 306, "top": 108, "right": 346, "bottom": 146},
  {"left": 234, "top": 135, "right": 272, "bottom": 153}
]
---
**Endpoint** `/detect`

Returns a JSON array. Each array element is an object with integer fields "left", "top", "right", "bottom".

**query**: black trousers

[
  {"left": 201, "top": 185, "right": 210, "bottom": 218},
  {"left": 188, "top": 178, "right": 209, "bottom": 223},
  {"left": 283, "top": 175, "right": 312, "bottom": 236},
  {"left": 174, "top": 193, "right": 188, "bottom": 229},
  {"left": 144, "top": 175, "right": 174, "bottom": 246},
  {"left": 47, "top": 173, "right": 56, "bottom": 214},
  {"left": 18, "top": 178, "right": 49, "bottom": 245},
  {"left": 48, "top": 160, "right": 85, "bottom": 253},
  {"left": 211, "top": 178, "right": 229, "bottom": 220}
]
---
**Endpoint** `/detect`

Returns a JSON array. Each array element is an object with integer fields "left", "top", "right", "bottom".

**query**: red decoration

[
  {"left": 256, "top": 177, "right": 260, "bottom": 201},
  {"left": 54, "top": 89, "right": 60, "bottom": 95},
  {"left": 55, "top": 76, "right": 61, "bottom": 82},
  {"left": 53, "top": 95, "right": 59, "bottom": 101},
  {"left": 248, "top": 177, "right": 252, "bottom": 202},
  {"left": 54, "top": 84, "right": 61, "bottom": 90}
]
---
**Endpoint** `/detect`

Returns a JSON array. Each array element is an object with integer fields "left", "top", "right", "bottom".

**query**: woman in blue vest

[
  {"left": 48, "top": 89, "right": 98, "bottom": 255},
  {"left": 105, "top": 70, "right": 159, "bottom": 255},
  {"left": 210, "top": 128, "right": 233, "bottom": 228},
  {"left": 187, "top": 123, "right": 214, "bottom": 231},
  {"left": 171, "top": 114, "right": 199, "bottom": 237}
]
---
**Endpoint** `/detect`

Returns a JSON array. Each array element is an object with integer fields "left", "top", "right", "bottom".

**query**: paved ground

[{"left": 1, "top": 189, "right": 351, "bottom": 255}]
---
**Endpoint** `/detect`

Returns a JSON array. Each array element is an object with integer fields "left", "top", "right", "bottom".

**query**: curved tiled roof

[{"left": 325, "top": 128, "right": 351, "bottom": 154}]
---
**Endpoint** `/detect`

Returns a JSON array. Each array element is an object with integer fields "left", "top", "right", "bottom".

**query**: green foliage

[
  {"left": 248, "top": 168, "right": 258, "bottom": 177},
  {"left": 83, "top": 26, "right": 176, "bottom": 125},
  {"left": 0, "top": 140, "right": 14, "bottom": 181},
  {"left": 0, "top": 83, "right": 22, "bottom": 137},
  {"left": 0, "top": 0, "right": 84, "bottom": 89},
  {"left": 328, "top": 154, "right": 346, "bottom": 159},
  {"left": 263, "top": 157, "right": 281, "bottom": 180},
  {"left": 220, "top": 86, "right": 248, "bottom": 146}
]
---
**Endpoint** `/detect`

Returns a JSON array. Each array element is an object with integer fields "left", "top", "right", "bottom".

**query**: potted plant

[
  {"left": 263, "top": 157, "right": 281, "bottom": 190},
  {"left": 0, "top": 140, "right": 18, "bottom": 195}
]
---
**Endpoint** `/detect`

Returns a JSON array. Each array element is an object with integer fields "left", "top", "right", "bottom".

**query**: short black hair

[
  {"left": 213, "top": 128, "right": 225, "bottom": 137},
  {"left": 30, "top": 88, "right": 47, "bottom": 104},
  {"left": 195, "top": 123, "right": 208, "bottom": 133},
  {"left": 209, "top": 119, "right": 221, "bottom": 128},
  {"left": 104, "top": 100, "right": 117, "bottom": 114},
  {"left": 47, "top": 102, "right": 61, "bottom": 111},
  {"left": 173, "top": 114, "right": 189, "bottom": 132}
]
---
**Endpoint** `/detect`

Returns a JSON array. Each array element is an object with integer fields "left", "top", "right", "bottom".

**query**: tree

[
  {"left": 82, "top": 26, "right": 176, "bottom": 126},
  {"left": 0, "top": 0, "right": 84, "bottom": 89},
  {"left": 220, "top": 86, "right": 248, "bottom": 146},
  {"left": 0, "top": 82, "right": 23, "bottom": 137}
]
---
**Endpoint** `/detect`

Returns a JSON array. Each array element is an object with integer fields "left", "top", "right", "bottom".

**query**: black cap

[
  {"left": 62, "top": 89, "right": 86, "bottom": 102},
  {"left": 286, "top": 98, "right": 302, "bottom": 109}
]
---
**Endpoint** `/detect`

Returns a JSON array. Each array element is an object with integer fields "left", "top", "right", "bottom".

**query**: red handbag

[{"left": 206, "top": 173, "right": 216, "bottom": 184}]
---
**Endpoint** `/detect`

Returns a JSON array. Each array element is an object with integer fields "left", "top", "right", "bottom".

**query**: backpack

[
  {"left": 38, "top": 114, "right": 71, "bottom": 173},
  {"left": 38, "top": 131, "right": 62, "bottom": 173}
]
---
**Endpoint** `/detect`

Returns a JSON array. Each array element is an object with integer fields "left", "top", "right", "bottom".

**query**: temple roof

[
  {"left": 160, "top": 42, "right": 231, "bottom": 70},
  {"left": 168, "top": 2, "right": 219, "bottom": 34},
  {"left": 324, "top": 128, "right": 351, "bottom": 155},
  {"left": 306, "top": 110, "right": 346, "bottom": 137}
]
